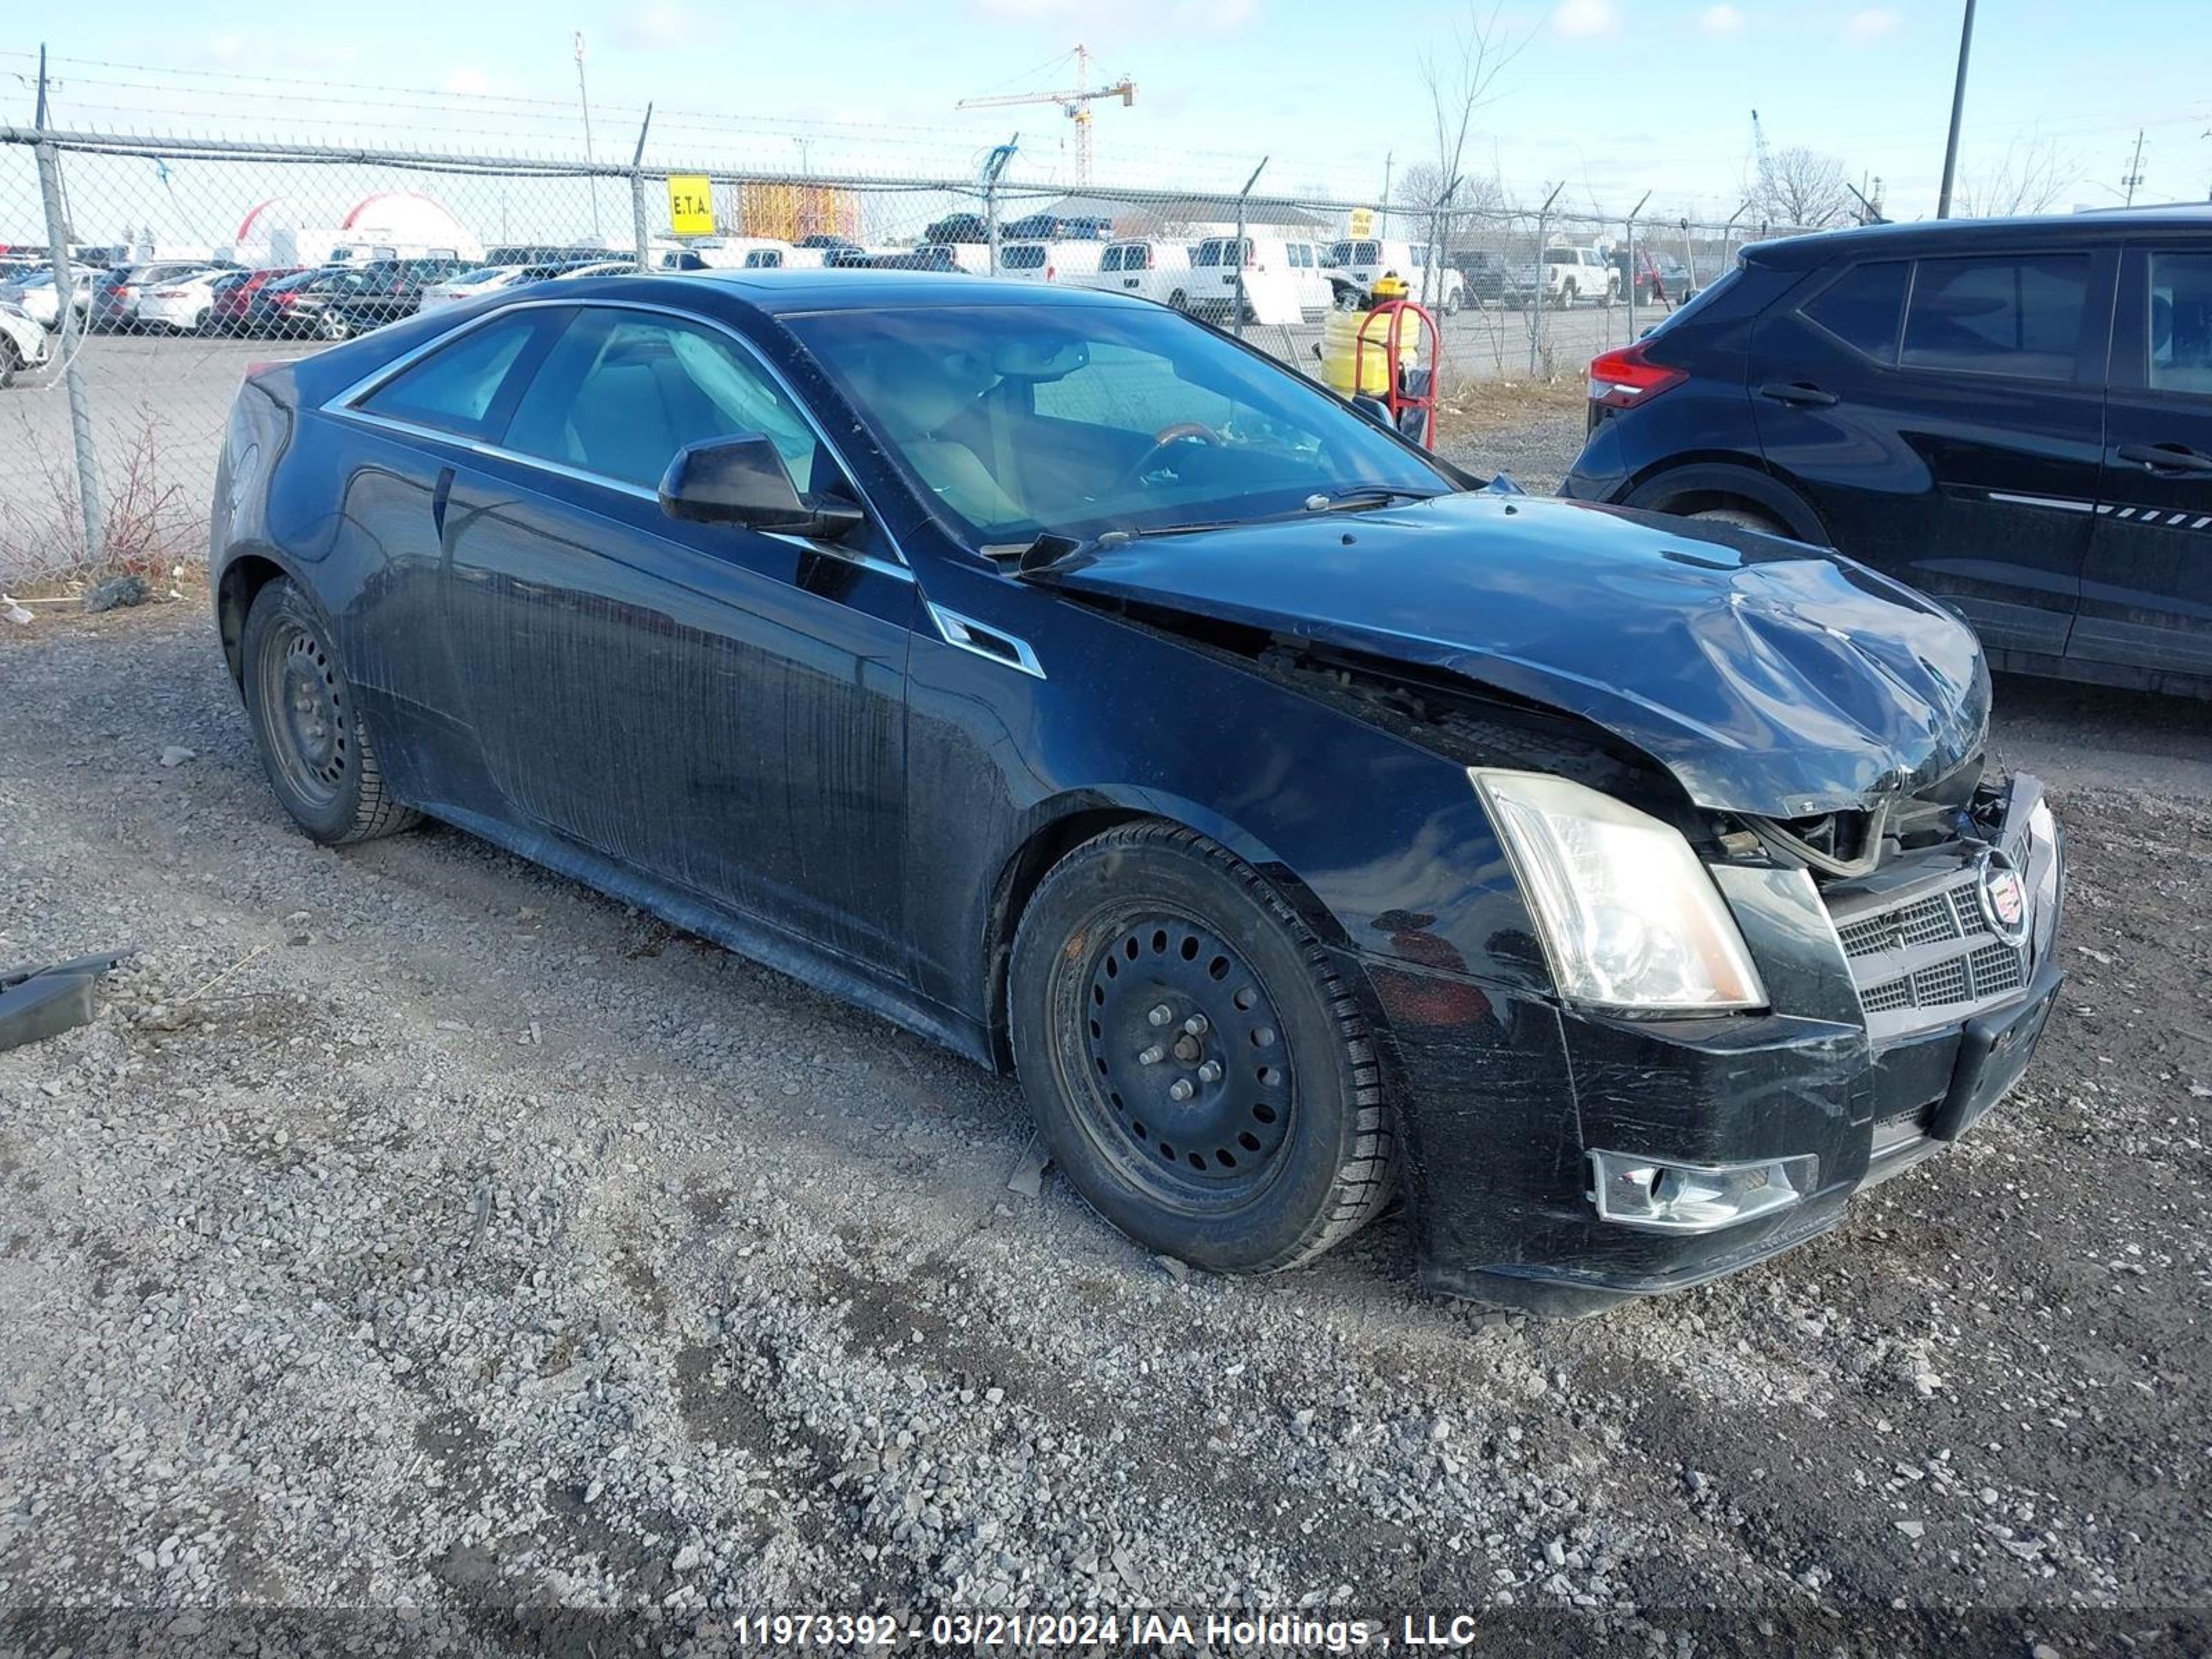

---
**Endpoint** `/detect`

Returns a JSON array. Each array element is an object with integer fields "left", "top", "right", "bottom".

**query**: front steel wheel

[{"left": 1010, "top": 823, "right": 1396, "bottom": 1274}]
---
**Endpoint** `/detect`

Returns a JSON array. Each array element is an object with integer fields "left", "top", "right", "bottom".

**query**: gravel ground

[{"left": 3, "top": 531, "right": 2209, "bottom": 1652}]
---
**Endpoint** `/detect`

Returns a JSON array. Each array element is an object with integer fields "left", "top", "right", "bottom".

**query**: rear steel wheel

[{"left": 241, "top": 578, "right": 420, "bottom": 845}]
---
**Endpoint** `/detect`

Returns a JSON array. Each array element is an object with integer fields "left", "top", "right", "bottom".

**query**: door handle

[
  {"left": 2115, "top": 441, "right": 2212, "bottom": 476},
  {"left": 431, "top": 466, "right": 454, "bottom": 538},
  {"left": 1757, "top": 381, "right": 1838, "bottom": 409}
]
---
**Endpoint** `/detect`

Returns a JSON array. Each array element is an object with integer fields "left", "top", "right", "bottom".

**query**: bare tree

[
  {"left": 1411, "top": 4, "right": 1528, "bottom": 304},
  {"left": 1955, "top": 133, "right": 2078, "bottom": 218},
  {"left": 1754, "top": 147, "right": 1854, "bottom": 230}
]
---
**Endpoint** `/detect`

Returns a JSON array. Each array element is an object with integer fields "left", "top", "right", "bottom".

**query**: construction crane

[
  {"left": 1750, "top": 106, "right": 1773, "bottom": 202},
  {"left": 957, "top": 46, "right": 1135, "bottom": 187}
]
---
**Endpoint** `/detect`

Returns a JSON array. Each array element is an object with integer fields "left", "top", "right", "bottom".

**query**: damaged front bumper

[{"left": 1356, "top": 775, "right": 2065, "bottom": 1318}]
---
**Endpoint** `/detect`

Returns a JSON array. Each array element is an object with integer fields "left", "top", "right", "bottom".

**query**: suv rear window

[
  {"left": 1901, "top": 254, "right": 2088, "bottom": 381},
  {"left": 1001, "top": 245, "right": 1046, "bottom": 270},
  {"left": 1803, "top": 260, "right": 1909, "bottom": 362}
]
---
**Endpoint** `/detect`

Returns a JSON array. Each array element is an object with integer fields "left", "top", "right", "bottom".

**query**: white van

[
  {"left": 1324, "top": 238, "right": 1467, "bottom": 313},
  {"left": 1072, "top": 239, "right": 1194, "bottom": 308},
  {"left": 663, "top": 238, "right": 825, "bottom": 272},
  {"left": 996, "top": 241, "right": 1104, "bottom": 284},
  {"left": 1188, "top": 236, "right": 1333, "bottom": 326}
]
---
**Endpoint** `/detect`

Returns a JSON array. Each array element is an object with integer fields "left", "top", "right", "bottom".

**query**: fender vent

[{"left": 926, "top": 603, "right": 1044, "bottom": 679}]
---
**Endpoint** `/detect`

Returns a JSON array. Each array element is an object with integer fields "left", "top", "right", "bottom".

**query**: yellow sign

[
  {"left": 1349, "top": 207, "right": 1376, "bottom": 239},
  {"left": 667, "top": 174, "right": 715, "bottom": 238}
]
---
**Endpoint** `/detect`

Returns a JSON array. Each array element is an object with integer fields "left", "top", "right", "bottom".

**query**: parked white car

[
  {"left": 135, "top": 268, "right": 229, "bottom": 333},
  {"left": 0, "top": 301, "right": 52, "bottom": 386},
  {"left": 1073, "top": 238, "right": 1194, "bottom": 308},
  {"left": 418, "top": 265, "right": 532, "bottom": 310},
  {"left": 660, "top": 238, "right": 826, "bottom": 272},
  {"left": 554, "top": 260, "right": 643, "bottom": 280},
  {"left": 997, "top": 241, "right": 1104, "bottom": 284},
  {"left": 1188, "top": 236, "right": 1334, "bottom": 326},
  {"left": 0, "top": 266, "right": 94, "bottom": 329},
  {"left": 1324, "top": 238, "right": 1468, "bottom": 314}
]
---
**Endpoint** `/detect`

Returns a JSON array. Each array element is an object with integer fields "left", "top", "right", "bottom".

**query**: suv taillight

[
  {"left": 1143, "top": 247, "right": 1155, "bottom": 269},
  {"left": 1586, "top": 343, "right": 1687, "bottom": 411}
]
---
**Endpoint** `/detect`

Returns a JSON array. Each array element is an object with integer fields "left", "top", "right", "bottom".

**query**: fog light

[{"left": 1588, "top": 1150, "right": 1819, "bottom": 1233}]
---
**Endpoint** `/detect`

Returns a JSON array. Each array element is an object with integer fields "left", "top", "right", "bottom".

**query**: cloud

[
  {"left": 608, "top": 3, "right": 718, "bottom": 50},
  {"left": 1699, "top": 3, "right": 1745, "bottom": 35},
  {"left": 1552, "top": 0, "right": 1620, "bottom": 36},
  {"left": 1844, "top": 8, "right": 1899, "bottom": 40}
]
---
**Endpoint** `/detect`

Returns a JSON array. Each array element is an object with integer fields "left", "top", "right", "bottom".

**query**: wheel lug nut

[
  {"left": 1182, "top": 1013, "right": 1209, "bottom": 1036},
  {"left": 1197, "top": 1060, "right": 1222, "bottom": 1084},
  {"left": 1254, "top": 1026, "right": 1276, "bottom": 1047},
  {"left": 1168, "top": 1079, "right": 1194, "bottom": 1103},
  {"left": 1136, "top": 1044, "right": 1165, "bottom": 1065},
  {"left": 1147, "top": 1004, "right": 1174, "bottom": 1027}
]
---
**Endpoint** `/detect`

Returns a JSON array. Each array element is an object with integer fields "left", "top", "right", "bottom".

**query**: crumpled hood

[{"left": 1030, "top": 492, "right": 1990, "bottom": 816}]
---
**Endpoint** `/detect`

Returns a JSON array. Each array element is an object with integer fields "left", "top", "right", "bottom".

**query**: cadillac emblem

[{"left": 1977, "top": 849, "right": 2030, "bottom": 945}]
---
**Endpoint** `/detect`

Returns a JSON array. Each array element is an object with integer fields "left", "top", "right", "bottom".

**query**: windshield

[{"left": 785, "top": 303, "right": 1450, "bottom": 545}]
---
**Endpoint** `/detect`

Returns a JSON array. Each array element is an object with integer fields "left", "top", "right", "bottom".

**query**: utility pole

[
  {"left": 574, "top": 31, "right": 602, "bottom": 238},
  {"left": 1936, "top": 0, "right": 1976, "bottom": 218},
  {"left": 2122, "top": 128, "right": 2146, "bottom": 206},
  {"left": 1380, "top": 151, "right": 1394, "bottom": 232},
  {"left": 35, "top": 41, "right": 50, "bottom": 126}
]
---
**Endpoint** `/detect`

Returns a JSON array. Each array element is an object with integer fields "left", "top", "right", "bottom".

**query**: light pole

[
  {"left": 1936, "top": 0, "right": 1976, "bottom": 218},
  {"left": 574, "top": 31, "right": 603, "bottom": 239}
]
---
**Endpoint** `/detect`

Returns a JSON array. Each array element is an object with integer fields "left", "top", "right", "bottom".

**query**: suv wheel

[
  {"left": 1555, "top": 280, "right": 1577, "bottom": 310},
  {"left": 1009, "top": 823, "right": 1397, "bottom": 1275}
]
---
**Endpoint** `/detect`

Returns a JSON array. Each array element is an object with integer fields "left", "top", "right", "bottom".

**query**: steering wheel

[{"left": 1114, "top": 421, "right": 1224, "bottom": 491}]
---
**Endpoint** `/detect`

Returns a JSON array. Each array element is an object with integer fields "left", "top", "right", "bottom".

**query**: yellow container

[{"left": 1320, "top": 303, "right": 1418, "bottom": 399}]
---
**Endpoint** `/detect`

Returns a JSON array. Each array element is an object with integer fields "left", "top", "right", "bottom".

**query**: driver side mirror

[{"left": 657, "top": 433, "right": 865, "bottom": 541}]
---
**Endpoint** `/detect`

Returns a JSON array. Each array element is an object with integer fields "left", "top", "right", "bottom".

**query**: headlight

[{"left": 1473, "top": 769, "right": 1767, "bottom": 1013}]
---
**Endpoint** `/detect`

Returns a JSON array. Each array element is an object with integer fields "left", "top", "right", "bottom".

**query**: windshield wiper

[{"left": 1301, "top": 486, "right": 1443, "bottom": 514}]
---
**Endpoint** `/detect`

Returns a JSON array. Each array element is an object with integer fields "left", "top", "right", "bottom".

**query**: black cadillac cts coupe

[{"left": 211, "top": 271, "right": 2065, "bottom": 1315}]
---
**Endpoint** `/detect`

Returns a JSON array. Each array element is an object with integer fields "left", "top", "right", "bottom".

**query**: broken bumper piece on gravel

[{"left": 0, "top": 951, "right": 129, "bottom": 1053}]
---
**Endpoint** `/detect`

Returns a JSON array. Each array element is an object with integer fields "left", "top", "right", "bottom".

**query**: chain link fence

[{"left": 0, "top": 125, "right": 1821, "bottom": 584}]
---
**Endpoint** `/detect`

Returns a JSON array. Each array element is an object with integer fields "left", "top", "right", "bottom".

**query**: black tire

[
  {"left": 1009, "top": 822, "right": 1396, "bottom": 1275},
  {"left": 0, "top": 345, "right": 17, "bottom": 390},
  {"left": 1168, "top": 288, "right": 1188, "bottom": 311},
  {"left": 241, "top": 577, "right": 420, "bottom": 845}
]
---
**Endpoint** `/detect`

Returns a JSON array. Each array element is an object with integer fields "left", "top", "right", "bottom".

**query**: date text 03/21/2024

[{"left": 729, "top": 1612, "right": 1486, "bottom": 1649}]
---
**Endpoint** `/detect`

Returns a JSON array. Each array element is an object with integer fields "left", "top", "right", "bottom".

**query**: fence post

[
  {"left": 1623, "top": 189, "right": 1650, "bottom": 348},
  {"left": 1233, "top": 156, "right": 1268, "bottom": 340},
  {"left": 629, "top": 104, "right": 655, "bottom": 273},
  {"left": 34, "top": 138, "right": 102, "bottom": 569}
]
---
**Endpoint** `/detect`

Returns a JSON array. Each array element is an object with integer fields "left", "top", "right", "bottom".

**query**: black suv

[{"left": 1564, "top": 206, "right": 2212, "bottom": 695}]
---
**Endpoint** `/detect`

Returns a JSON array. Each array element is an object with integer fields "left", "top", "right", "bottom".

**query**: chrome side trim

[
  {"left": 925, "top": 602, "right": 1045, "bottom": 679},
  {"left": 1987, "top": 490, "right": 2094, "bottom": 514},
  {"left": 319, "top": 293, "right": 911, "bottom": 574}
]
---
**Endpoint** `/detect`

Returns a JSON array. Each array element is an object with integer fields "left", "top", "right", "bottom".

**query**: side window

[
  {"left": 357, "top": 311, "right": 547, "bottom": 439},
  {"left": 1901, "top": 254, "right": 2089, "bottom": 381},
  {"left": 1102, "top": 246, "right": 1126, "bottom": 272},
  {"left": 2147, "top": 251, "right": 2212, "bottom": 395},
  {"left": 1801, "top": 260, "right": 1909, "bottom": 364},
  {"left": 503, "top": 308, "right": 821, "bottom": 495}
]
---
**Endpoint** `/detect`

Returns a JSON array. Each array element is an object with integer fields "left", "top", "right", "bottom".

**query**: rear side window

[
  {"left": 2148, "top": 250, "right": 2212, "bottom": 395},
  {"left": 1802, "top": 260, "right": 1909, "bottom": 362},
  {"left": 1002, "top": 245, "right": 1045, "bottom": 271},
  {"left": 1902, "top": 254, "right": 2089, "bottom": 381},
  {"left": 357, "top": 311, "right": 549, "bottom": 438}
]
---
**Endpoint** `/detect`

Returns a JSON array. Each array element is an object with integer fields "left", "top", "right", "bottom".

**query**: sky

[{"left": 4, "top": 0, "right": 2209, "bottom": 224}]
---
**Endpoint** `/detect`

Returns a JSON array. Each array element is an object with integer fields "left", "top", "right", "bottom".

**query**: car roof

[
  {"left": 662, "top": 268, "right": 1147, "bottom": 315},
  {"left": 1747, "top": 203, "right": 2212, "bottom": 269}
]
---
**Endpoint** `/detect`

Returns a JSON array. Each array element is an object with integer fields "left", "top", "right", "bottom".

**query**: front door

[
  {"left": 2074, "top": 243, "right": 2212, "bottom": 681},
  {"left": 1751, "top": 247, "right": 2113, "bottom": 662},
  {"left": 441, "top": 302, "right": 915, "bottom": 973}
]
